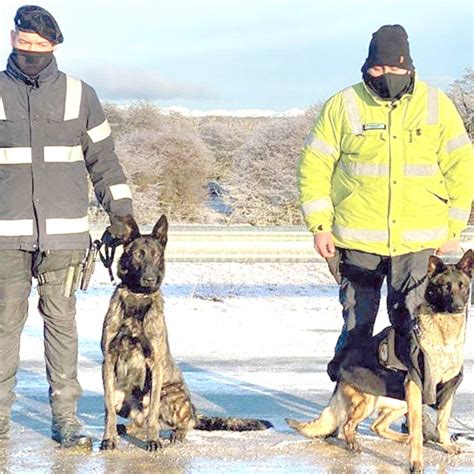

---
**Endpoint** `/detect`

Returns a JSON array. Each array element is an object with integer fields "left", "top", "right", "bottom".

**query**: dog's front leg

[
  {"left": 101, "top": 355, "right": 118, "bottom": 450},
  {"left": 146, "top": 361, "right": 164, "bottom": 451},
  {"left": 437, "top": 395, "right": 461, "bottom": 455},
  {"left": 406, "top": 379, "right": 423, "bottom": 473}
]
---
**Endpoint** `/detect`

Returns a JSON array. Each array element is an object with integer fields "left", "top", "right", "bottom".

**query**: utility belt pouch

[
  {"left": 63, "top": 264, "right": 82, "bottom": 298},
  {"left": 378, "top": 327, "right": 408, "bottom": 372},
  {"left": 325, "top": 248, "right": 342, "bottom": 285}
]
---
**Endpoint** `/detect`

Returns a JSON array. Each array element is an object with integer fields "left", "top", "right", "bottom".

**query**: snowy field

[{"left": 1, "top": 261, "right": 473, "bottom": 473}]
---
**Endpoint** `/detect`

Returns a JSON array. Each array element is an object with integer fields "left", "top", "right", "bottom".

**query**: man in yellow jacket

[{"left": 298, "top": 25, "right": 473, "bottom": 382}]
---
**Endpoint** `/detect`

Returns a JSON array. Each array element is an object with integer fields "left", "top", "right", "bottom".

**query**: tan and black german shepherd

[
  {"left": 287, "top": 250, "right": 473, "bottom": 473},
  {"left": 100, "top": 214, "right": 272, "bottom": 451}
]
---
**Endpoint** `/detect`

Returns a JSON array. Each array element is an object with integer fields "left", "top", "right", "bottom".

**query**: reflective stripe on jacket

[
  {"left": 298, "top": 78, "right": 474, "bottom": 256},
  {"left": 0, "top": 56, "right": 132, "bottom": 251}
]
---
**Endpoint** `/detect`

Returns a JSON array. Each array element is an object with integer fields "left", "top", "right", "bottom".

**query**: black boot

[
  {"left": 0, "top": 415, "right": 9, "bottom": 439},
  {"left": 51, "top": 413, "right": 92, "bottom": 448}
]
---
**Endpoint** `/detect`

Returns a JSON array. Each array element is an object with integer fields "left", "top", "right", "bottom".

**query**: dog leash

[
  {"left": 450, "top": 416, "right": 474, "bottom": 442},
  {"left": 95, "top": 239, "right": 116, "bottom": 284}
]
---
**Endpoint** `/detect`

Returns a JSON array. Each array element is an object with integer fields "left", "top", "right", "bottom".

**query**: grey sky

[{"left": 1, "top": 0, "right": 472, "bottom": 110}]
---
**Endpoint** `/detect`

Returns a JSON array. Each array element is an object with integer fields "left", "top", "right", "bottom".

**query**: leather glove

[
  {"left": 101, "top": 220, "right": 130, "bottom": 248},
  {"left": 101, "top": 215, "right": 140, "bottom": 247}
]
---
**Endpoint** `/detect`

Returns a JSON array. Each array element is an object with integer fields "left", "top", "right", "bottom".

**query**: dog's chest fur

[
  {"left": 108, "top": 288, "right": 171, "bottom": 389},
  {"left": 110, "top": 289, "right": 165, "bottom": 346},
  {"left": 417, "top": 311, "right": 466, "bottom": 384}
]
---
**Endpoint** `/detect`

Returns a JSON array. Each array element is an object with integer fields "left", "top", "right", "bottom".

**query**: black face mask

[
  {"left": 364, "top": 72, "right": 413, "bottom": 101},
  {"left": 11, "top": 48, "right": 53, "bottom": 77}
]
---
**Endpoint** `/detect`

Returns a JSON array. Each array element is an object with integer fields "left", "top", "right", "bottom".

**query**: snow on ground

[{"left": 1, "top": 261, "right": 473, "bottom": 473}]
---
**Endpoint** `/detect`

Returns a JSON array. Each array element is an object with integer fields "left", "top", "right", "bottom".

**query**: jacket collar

[{"left": 6, "top": 53, "right": 60, "bottom": 88}]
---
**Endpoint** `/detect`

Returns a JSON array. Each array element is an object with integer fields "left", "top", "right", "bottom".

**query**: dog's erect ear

[
  {"left": 111, "top": 214, "right": 140, "bottom": 246},
  {"left": 427, "top": 255, "right": 447, "bottom": 277},
  {"left": 456, "top": 249, "right": 473, "bottom": 278},
  {"left": 151, "top": 214, "right": 168, "bottom": 248}
]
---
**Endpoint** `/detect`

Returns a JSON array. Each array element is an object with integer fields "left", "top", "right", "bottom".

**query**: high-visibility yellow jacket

[{"left": 298, "top": 78, "right": 474, "bottom": 256}]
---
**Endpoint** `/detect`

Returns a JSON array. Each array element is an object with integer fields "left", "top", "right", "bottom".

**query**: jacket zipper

[
  {"left": 387, "top": 104, "right": 394, "bottom": 251},
  {"left": 27, "top": 84, "right": 41, "bottom": 250}
]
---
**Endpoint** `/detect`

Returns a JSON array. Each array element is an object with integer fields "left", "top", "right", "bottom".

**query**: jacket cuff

[{"left": 310, "top": 223, "right": 332, "bottom": 234}]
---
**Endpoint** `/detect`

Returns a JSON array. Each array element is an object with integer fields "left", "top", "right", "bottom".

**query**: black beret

[
  {"left": 361, "top": 25, "right": 414, "bottom": 73},
  {"left": 14, "top": 5, "right": 63, "bottom": 45}
]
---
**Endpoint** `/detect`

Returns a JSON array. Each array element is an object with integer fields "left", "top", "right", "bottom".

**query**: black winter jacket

[{"left": 0, "top": 55, "right": 132, "bottom": 251}]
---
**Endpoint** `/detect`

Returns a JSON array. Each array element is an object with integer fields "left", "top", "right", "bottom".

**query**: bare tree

[
  {"left": 447, "top": 68, "right": 473, "bottom": 139},
  {"left": 447, "top": 69, "right": 474, "bottom": 224},
  {"left": 91, "top": 101, "right": 330, "bottom": 226},
  {"left": 116, "top": 114, "right": 215, "bottom": 223},
  {"left": 226, "top": 107, "right": 320, "bottom": 225},
  {"left": 102, "top": 102, "right": 127, "bottom": 137},
  {"left": 198, "top": 117, "right": 253, "bottom": 181}
]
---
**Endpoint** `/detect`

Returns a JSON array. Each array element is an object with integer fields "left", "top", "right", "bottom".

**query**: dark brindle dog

[
  {"left": 100, "top": 214, "right": 272, "bottom": 451},
  {"left": 287, "top": 250, "right": 473, "bottom": 473}
]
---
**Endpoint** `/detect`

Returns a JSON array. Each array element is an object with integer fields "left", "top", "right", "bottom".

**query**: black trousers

[{"left": 327, "top": 248, "right": 433, "bottom": 381}]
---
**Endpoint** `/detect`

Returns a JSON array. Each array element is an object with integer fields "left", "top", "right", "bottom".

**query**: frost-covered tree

[
  {"left": 116, "top": 119, "right": 214, "bottom": 223},
  {"left": 90, "top": 101, "right": 327, "bottom": 226},
  {"left": 447, "top": 68, "right": 473, "bottom": 139},
  {"left": 227, "top": 107, "right": 321, "bottom": 225}
]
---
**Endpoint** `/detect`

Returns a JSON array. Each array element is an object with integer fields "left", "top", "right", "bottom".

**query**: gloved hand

[
  {"left": 100, "top": 224, "right": 124, "bottom": 248},
  {"left": 101, "top": 215, "right": 137, "bottom": 248}
]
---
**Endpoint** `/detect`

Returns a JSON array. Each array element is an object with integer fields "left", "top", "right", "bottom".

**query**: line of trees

[
  {"left": 90, "top": 102, "right": 319, "bottom": 225},
  {"left": 89, "top": 69, "right": 473, "bottom": 226}
]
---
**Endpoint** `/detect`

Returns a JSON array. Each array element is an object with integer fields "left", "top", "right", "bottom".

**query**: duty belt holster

[
  {"left": 35, "top": 241, "right": 99, "bottom": 296},
  {"left": 80, "top": 241, "right": 99, "bottom": 291},
  {"left": 325, "top": 248, "right": 342, "bottom": 285},
  {"left": 378, "top": 327, "right": 408, "bottom": 372}
]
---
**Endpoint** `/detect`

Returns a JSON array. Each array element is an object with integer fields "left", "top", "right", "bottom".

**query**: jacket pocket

[
  {"left": 334, "top": 186, "right": 358, "bottom": 210},
  {"left": 403, "top": 125, "right": 440, "bottom": 157},
  {"left": 331, "top": 167, "right": 359, "bottom": 209},
  {"left": 426, "top": 188, "right": 448, "bottom": 205},
  {"left": 42, "top": 116, "right": 83, "bottom": 145},
  {"left": 341, "top": 131, "right": 385, "bottom": 155},
  {"left": 0, "top": 119, "right": 29, "bottom": 148},
  {"left": 427, "top": 176, "right": 449, "bottom": 202}
]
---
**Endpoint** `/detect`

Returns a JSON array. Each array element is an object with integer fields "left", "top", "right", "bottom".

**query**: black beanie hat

[
  {"left": 361, "top": 25, "right": 414, "bottom": 73},
  {"left": 14, "top": 5, "right": 63, "bottom": 45}
]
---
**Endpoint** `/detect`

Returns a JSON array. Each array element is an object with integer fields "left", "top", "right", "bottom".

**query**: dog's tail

[
  {"left": 194, "top": 415, "right": 273, "bottom": 431},
  {"left": 286, "top": 386, "right": 347, "bottom": 439}
]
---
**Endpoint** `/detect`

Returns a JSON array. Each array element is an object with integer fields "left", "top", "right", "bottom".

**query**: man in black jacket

[{"left": 0, "top": 5, "right": 133, "bottom": 448}]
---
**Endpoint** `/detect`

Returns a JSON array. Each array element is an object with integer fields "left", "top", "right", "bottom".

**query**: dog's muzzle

[{"left": 140, "top": 276, "right": 158, "bottom": 288}]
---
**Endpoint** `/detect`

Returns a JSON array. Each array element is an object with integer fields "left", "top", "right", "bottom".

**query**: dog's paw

[
  {"left": 116, "top": 424, "right": 127, "bottom": 436},
  {"left": 409, "top": 460, "right": 423, "bottom": 473},
  {"left": 170, "top": 429, "right": 186, "bottom": 443},
  {"left": 100, "top": 439, "right": 117, "bottom": 450},
  {"left": 346, "top": 440, "right": 362, "bottom": 454},
  {"left": 146, "top": 439, "right": 163, "bottom": 451},
  {"left": 443, "top": 442, "right": 462, "bottom": 455}
]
